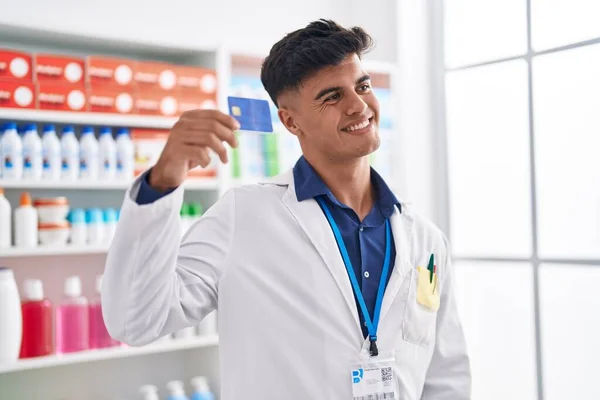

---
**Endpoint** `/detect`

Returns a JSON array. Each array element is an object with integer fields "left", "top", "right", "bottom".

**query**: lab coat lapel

[
  {"left": 379, "top": 204, "right": 414, "bottom": 323},
  {"left": 271, "top": 172, "right": 363, "bottom": 336}
]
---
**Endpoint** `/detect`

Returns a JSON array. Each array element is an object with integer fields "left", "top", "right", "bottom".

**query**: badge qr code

[{"left": 351, "top": 364, "right": 397, "bottom": 400}]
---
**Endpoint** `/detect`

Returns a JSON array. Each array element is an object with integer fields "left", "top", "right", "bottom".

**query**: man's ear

[{"left": 278, "top": 108, "right": 302, "bottom": 137}]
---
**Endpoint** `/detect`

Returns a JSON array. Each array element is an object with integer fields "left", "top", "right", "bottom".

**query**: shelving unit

[
  {"left": 0, "top": 244, "right": 110, "bottom": 258},
  {"left": 0, "top": 335, "right": 219, "bottom": 374},
  {"left": 0, "top": 178, "right": 219, "bottom": 191}
]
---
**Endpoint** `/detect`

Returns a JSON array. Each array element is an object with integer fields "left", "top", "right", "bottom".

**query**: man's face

[{"left": 278, "top": 54, "right": 380, "bottom": 164}]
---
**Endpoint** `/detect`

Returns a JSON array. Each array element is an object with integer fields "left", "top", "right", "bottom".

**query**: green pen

[{"left": 428, "top": 254, "right": 435, "bottom": 284}]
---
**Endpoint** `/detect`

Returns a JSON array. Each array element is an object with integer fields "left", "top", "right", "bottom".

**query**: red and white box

[
  {"left": 175, "top": 66, "right": 217, "bottom": 95},
  {"left": 87, "top": 85, "right": 134, "bottom": 114},
  {"left": 134, "top": 90, "right": 178, "bottom": 116},
  {"left": 0, "top": 49, "right": 33, "bottom": 82},
  {"left": 37, "top": 82, "right": 87, "bottom": 112},
  {"left": 131, "top": 129, "right": 169, "bottom": 176},
  {"left": 87, "top": 56, "right": 136, "bottom": 87},
  {"left": 35, "top": 54, "right": 85, "bottom": 85},
  {"left": 176, "top": 93, "right": 217, "bottom": 115},
  {"left": 0, "top": 80, "right": 36, "bottom": 109},
  {"left": 134, "top": 61, "right": 177, "bottom": 91}
]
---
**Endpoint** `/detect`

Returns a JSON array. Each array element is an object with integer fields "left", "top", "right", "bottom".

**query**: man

[{"left": 102, "top": 19, "right": 471, "bottom": 400}]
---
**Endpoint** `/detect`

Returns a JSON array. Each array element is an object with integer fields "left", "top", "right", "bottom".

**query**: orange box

[
  {"left": 35, "top": 54, "right": 85, "bottom": 85},
  {"left": 88, "top": 85, "right": 134, "bottom": 114},
  {"left": 87, "top": 56, "right": 136, "bottom": 87},
  {"left": 0, "top": 49, "right": 33, "bottom": 81},
  {"left": 175, "top": 65, "right": 217, "bottom": 95},
  {"left": 134, "top": 61, "right": 177, "bottom": 91},
  {"left": 176, "top": 93, "right": 217, "bottom": 115},
  {"left": 0, "top": 79, "right": 36, "bottom": 109},
  {"left": 37, "top": 82, "right": 87, "bottom": 112},
  {"left": 134, "top": 90, "right": 178, "bottom": 116}
]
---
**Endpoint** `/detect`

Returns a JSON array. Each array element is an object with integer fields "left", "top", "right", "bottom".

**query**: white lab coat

[{"left": 102, "top": 169, "right": 471, "bottom": 400}]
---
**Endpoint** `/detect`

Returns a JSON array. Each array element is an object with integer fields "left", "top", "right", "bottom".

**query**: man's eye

[{"left": 326, "top": 93, "right": 341, "bottom": 101}]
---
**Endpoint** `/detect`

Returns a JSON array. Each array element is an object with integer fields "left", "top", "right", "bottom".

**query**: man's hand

[{"left": 149, "top": 109, "right": 240, "bottom": 192}]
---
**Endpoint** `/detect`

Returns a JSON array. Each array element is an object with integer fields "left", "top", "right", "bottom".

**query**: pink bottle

[
  {"left": 89, "top": 274, "right": 119, "bottom": 349},
  {"left": 56, "top": 276, "right": 89, "bottom": 354},
  {"left": 19, "top": 279, "right": 54, "bottom": 358}
]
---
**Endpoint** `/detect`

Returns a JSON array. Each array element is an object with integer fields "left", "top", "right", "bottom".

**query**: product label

[
  {"left": 135, "top": 61, "right": 177, "bottom": 91},
  {"left": 36, "top": 54, "right": 85, "bottom": 84},
  {"left": 0, "top": 80, "right": 35, "bottom": 109},
  {"left": 135, "top": 91, "right": 178, "bottom": 116},
  {"left": 175, "top": 66, "right": 217, "bottom": 94},
  {"left": 87, "top": 56, "right": 135, "bottom": 87},
  {"left": 37, "top": 82, "right": 87, "bottom": 112},
  {"left": 88, "top": 86, "right": 134, "bottom": 114},
  {"left": 0, "top": 50, "right": 33, "bottom": 81}
]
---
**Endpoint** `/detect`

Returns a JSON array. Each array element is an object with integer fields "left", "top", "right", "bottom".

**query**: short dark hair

[{"left": 261, "top": 19, "right": 374, "bottom": 107}]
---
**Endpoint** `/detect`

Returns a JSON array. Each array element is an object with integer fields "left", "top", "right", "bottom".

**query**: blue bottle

[
  {"left": 190, "top": 377, "right": 215, "bottom": 400},
  {"left": 166, "top": 381, "right": 188, "bottom": 400}
]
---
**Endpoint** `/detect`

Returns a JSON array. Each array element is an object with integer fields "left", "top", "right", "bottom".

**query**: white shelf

[
  {"left": 0, "top": 244, "right": 109, "bottom": 258},
  {"left": 0, "top": 178, "right": 219, "bottom": 191},
  {"left": 0, "top": 108, "right": 178, "bottom": 129},
  {"left": 0, "top": 335, "right": 219, "bottom": 374}
]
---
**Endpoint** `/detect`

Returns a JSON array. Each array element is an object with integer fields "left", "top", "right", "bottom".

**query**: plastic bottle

[
  {"left": 1, "top": 122, "right": 23, "bottom": 180},
  {"left": 190, "top": 377, "right": 215, "bottom": 400},
  {"left": 103, "top": 208, "right": 118, "bottom": 245},
  {"left": 14, "top": 192, "right": 38, "bottom": 247},
  {"left": 86, "top": 208, "right": 104, "bottom": 245},
  {"left": 79, "top": 126, "right": 99, "bottom": 180},
  {"left": 68, "top": 208, "right": 87, "bottom": 246},
  {"left": 41, "top": 124, "right": 62, "bottom": 180},
  {"left": 89, "top": 274, "right": 119, "bottom": 349},
  {"left": 139, "top": 385, "right": 159, "bottom": 400},
  {"left": 60, "top": 125, "right": 80, "bottom": 181},
  {"left": 19, "top": 279, "right": 53, "bottom": 358},
  {"left": 22, "top": 123, "right": 43, "bottom": 180},
  {"left": 0, "top": 188, "right": 11, "bottom": 248},
  {"left": 115, "top": 128, "right": 134, "bottom": 180},
  {"left": 0, "top": 267, "right": 22, "bottom": 363},
  {"left": 56, "top": 276, "right": 89, "bottom": 354},
  {"left": 166, "top": 380, "right": 188, "bottom": 400},
  {"left": 98, "top": 126, "right": 116, "bottom": 180}
]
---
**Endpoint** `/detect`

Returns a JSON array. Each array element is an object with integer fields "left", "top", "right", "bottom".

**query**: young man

[{"left": 102, "top": 19, "right": 471, "bottom": 400}]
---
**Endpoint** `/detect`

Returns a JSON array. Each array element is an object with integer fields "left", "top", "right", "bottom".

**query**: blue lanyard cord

[{"left": 316, "top": 197, "right": 391, "bottom": 356}]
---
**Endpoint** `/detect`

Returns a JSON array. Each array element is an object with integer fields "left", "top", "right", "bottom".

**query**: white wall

[{"left": 0, "top": 0, "right": 397, "bottom": 61}]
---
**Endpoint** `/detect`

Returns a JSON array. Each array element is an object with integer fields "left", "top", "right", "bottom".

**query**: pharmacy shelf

[
  {"left": 0, "top": 244, "right": 110, "bottom": 258},
  {"left": 0, "top": 335, "right": 219, "bottom": 374},
  {"left": 0, "top": 178, "right": 219, "bottom": 191},
  {"left": 0, "top": 108, "right": 178, "bottom": 129}
]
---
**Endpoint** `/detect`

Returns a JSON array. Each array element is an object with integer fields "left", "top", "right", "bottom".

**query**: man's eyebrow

[{"left": 313, "top": 74, "right": 372, "bottom": 101}]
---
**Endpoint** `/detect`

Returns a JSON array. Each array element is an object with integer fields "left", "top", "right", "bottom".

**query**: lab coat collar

[{"left": 260, "top": 169, "right": 414, "bottom": 341}]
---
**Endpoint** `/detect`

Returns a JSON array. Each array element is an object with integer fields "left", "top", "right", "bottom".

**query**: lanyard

[{"left": 316, "top": 197, "right": 391, "bottom": 356}]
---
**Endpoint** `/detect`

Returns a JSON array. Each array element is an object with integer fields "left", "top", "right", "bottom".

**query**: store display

[
  {"left": 41, "top": 124, "right": 62, "bottom": 180},
  {"left": 0, "top": 80, "right": 36, "bottom": 109},
  {"left": 21, "top": 123, "right": 43, "bottom": 180},
  {"left": 56, "top": 275, "right": 89, "bottom": 354},
  {"left": 98, "top": 126, "right": 117, "bottom": 180},
  {"left": 89, "top": 274, "right": 119, "bottom": 349},
  {"left": 14, "top": 192, "right": 38, "bottom": 247},
  {"left": 0, "top": 188, "right": 11, "bottom": 248},
  {"left": 0, "top": 49, "right": 33, "bottom": 81},
  {"left": 37, "top": 81, "right": 87, "bottom": 112},
  {"left": 1, "top": 122, "right": 24, "bottom": 179},
  {"left": 0, "top": 267, "right": 22, "bottom": 364},
  {"left": 88, "top": 84, "right": 134, "bottom": 114},
  {"left": 35, "top": 54, "right": 85, "bottom": 85},
  {"left": 60, "top": 125, "right": 80, "bottom": 180},
  {"left": 19, "top": 279, "right": 53, "bottom": 358}
]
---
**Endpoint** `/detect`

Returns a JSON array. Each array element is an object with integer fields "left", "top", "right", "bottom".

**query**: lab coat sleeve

[
  {"left": 421, "top": 237, "right": 472, "bottom": 399},
  {"left": 101, "top": 178, "right": 236, "bottom": 346}
]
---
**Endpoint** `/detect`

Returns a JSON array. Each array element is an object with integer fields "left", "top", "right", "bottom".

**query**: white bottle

[
  {"left": 86, "top": 208, "right": 104, "bottom": 245},
  {"left": 139, "top": 385, "right": 159, "bottom": 400},
  {"left": 115, "top": 128, "right": 135, "bottom": 180},
  {"left": 190, "top": 376, "right": 216, "bottom": 400},
  {"left": 0, "top": 188, "right": 11, "bottom": 248},
  {"left": 166, "top": 380, "right": 188, "bottom": 400},
  {"left": 41, "top": 124, "right": 62, "bottom": 180},
  {"left": 0, "top": 267, "right": 22, "bottom": 364},
  {"left": 68, "top": 208, "right": 87, "bottom": 246},
  {"left": 0, "top": 122, "right": 23, "bottom": 180},
  {"left": 79, "top": 126, "right": 99, "bottom": 180},
  {"left": 98, "top": 126, "right": 116, "bottom": 180},
  {"left": 22, "top": 123, "right": 43, "bottom": 180},
  {"left": 60, "top": 125, "right": 80, "bottom": 181},
  {"left": 14, "top": 191, "right": 38, "bottom": 247},
  {"left": 102, "top": 208, "right": 118, "bottom": 245}
]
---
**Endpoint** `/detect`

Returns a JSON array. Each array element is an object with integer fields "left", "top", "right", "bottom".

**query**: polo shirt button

[
  {"left": 359, "top": 226, "right": 364, "bottom": 232},
  {"left": 364, "top": 271, "right": 370, "bottom": 278}
]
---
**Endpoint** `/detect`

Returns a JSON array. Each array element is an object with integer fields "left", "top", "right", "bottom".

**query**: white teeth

[{"left": 345, "top": 120, "right": 370, "bottom": 132}]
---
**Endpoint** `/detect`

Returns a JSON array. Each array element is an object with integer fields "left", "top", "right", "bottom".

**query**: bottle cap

[
  {"left": 68, "top": 208, "right": 86, "bottom": 224},
  {"left": 43, "top": 124, "right": 56, "bottom": 133},
  {"left": 3, "top": 122, "right": 17, "bottom": 130},
  {"left": 64, "top": 276, "right": 82, "bottom": 297},
  {"left": 81, "top": 126, "right": 94, "bottom": 135},
  {"left": 139, "top": 385, "right": 159, "bottom": 400},
  {"left": 103, "top": 208, "right": 118, "bottom": 223},
  {"left": 190, "top": 376, "right": 211, "bottom": 392},
  {"left": 116, "top": 127, "right": 130, "bottom": 136},
  {"left": 95, "top": 274, "right": 103, "bottom": 294},
  {"left": 20, "top": 192, "right": 32, "bottom": 207},
  {"left": 23, "top": 279, "right": 44, "bottom": 301},
  {"left": 24, "top": 123, "right": 37, "bottom": 132},
  {"left": 86, "top": 208, "right": 103, "bottom": 224},
  {"left": 62, "top": 125, "right": 75, "bottom": 135},
  {"left": 99, "top": 126, "right": 112, "bottom": 136},
  {"left": 188, "top": 202, "right": 203, "bottom": 217},
  {"left": 0, "top": 267, "right": 14, "bottom": 281},
  {"left": 166, "top": 380, "right": 186, "bottom": 396}
]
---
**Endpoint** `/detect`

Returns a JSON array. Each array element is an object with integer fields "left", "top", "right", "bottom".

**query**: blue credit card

[{"left": 227, "top": 96, "right": 274, "bottom": 133}]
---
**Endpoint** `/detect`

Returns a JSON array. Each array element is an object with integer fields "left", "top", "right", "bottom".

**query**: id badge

[{"left": 350, "top": 352, "right": 398, "bottom": 400}]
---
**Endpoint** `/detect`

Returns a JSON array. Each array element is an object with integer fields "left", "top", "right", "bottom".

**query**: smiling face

[{"left": 277, "top": 54, "right": 380, "bottom": 164}]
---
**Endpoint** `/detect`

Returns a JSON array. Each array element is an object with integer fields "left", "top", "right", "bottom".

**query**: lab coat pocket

[{"left": 402, "top": 268, "right": 439, "bottom": 347}]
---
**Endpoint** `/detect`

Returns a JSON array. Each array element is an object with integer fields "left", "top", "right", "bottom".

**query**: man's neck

[{"left": 306, "top": 155, "right": 374, "bottom": 221}]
